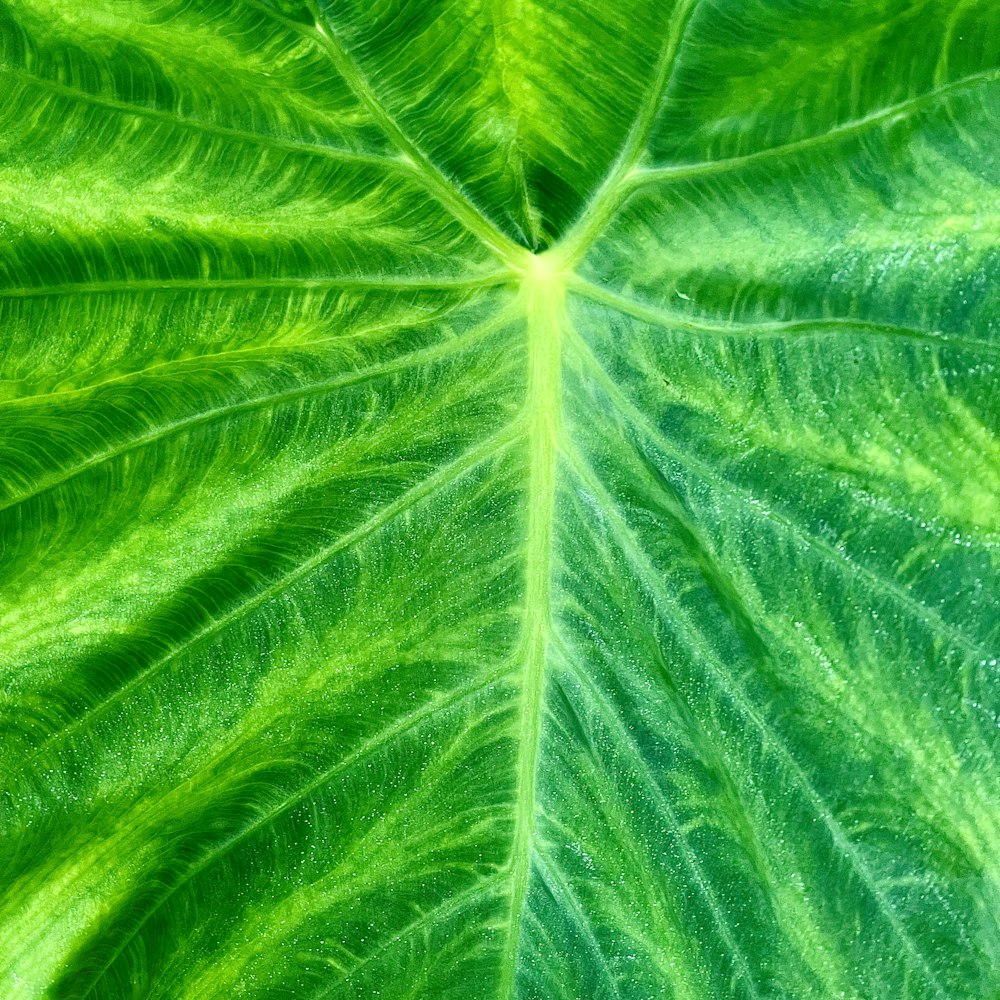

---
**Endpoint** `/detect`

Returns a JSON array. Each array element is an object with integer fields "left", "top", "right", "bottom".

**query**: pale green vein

[
  {"left": 240, "top": 0, "right": 312, "bottom": 31},
  {"left": 501, "top": 254, "right": 565, "bottom": 997},
  {"left": 530, "top": 849, "right": 625, "bottom": 1000},
  {"left": 555, "top": 0, "right": 702, "bottom": 264},
  {"left": 304, "top": 1, "right": 523, "bottom": 260},
  {"left": 0, "top": 313, "right": 516, "bottom": 513},
  {"left": 934, "top": 0, "right": 977, "bottom": 87},
  {"left": 488, "top": 0, "right": 538, "bottom": 247},
  {"left": 0, "top": 64, "right": 408, "bottom": 171},
  {"left": 561, "top": 447, "right": 950, "bottom": 1000},
  {"left": 564, "top": 326, "right": 994, "bottom": 665},
  {"left": 321, "top": 874, "right": 507, "bottom": 997},
  {"left": 627, "top": 68, "right": 1000, "bottom": 191},
  {"left": 76, "top": 679, "right": 514, "bottom": 1000},
  {"left": 548, "top": 634, "right": 762, "bottom": 999},
  {"left": 0, "top": 296, "right": 501, "bottom": 412},
  {"left": 0, "top": 273, "right": 514, "bottom": 300},
  {"left": 568, "top": 275, "right": 999, "bottom": 355},
  {"left": 14, "top": 422, "right": 525, "bottom": 774}
]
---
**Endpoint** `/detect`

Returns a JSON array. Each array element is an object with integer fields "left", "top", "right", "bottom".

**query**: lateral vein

[
  {"left": 0, "top": 273, "right": 512, "bottom": 300},
  {"left": 562, "top": 451, "right": 949, "bottom": 1000},
  {"left": 304, "top": 3, "right": 523, "bottom": 261},
  {"left": 0, "top": 318, "right": 513, "bottom": 513},
  {"left": 0, "top": 64, "right": 406, "bottom": 171},
  {"left": 628, "top": 68, "right": 1000, "bottom": 191},
  {"left": 568, "top": 275, "right": 999, "bottom": 354},
  {"left": 15, "top": 423, "right": 525, "bottom": 772},
  {"left": 563, "top": 325, "right": 993, "bottom": 664},
  {"left": 555, "top": 0, "right": 702, "bottom": 264}
]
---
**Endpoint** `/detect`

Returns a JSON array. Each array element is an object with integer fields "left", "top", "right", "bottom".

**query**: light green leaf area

[{"left": 1, "top": 1, "right": 998, "bottom": 997}]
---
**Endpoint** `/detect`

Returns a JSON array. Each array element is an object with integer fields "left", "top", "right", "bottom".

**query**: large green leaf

[{"left": 2, "top": 1, "right": 998, "bottom": 996}]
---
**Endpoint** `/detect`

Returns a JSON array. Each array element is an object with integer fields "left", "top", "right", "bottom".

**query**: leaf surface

[{"left": 1, "top": 1, "right": 999, "bottom": 997}]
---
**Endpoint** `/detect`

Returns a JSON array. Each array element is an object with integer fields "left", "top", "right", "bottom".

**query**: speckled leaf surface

[{"left": 1, "top": 1, "right": 999, "bottom": 997}]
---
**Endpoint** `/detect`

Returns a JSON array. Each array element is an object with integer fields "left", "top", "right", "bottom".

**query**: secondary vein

[
  {"left": 555, "top": 0, "right": 702, "bottom": 265},
  {"left": 304, "top": 2, "right": 523, "bottom": 261}
]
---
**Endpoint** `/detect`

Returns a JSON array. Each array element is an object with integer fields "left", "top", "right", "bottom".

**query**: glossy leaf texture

[{"left": 1, "top": 1, "right": 998, "bottom": 997}]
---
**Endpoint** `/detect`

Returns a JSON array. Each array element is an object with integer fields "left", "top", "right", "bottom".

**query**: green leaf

[{"left": 1, "top": 1, "right": 998, "bottom": 996}]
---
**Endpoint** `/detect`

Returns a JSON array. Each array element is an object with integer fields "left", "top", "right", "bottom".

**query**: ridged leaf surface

[{"left": 1, "top": 1, "right": 999, "bottom": 997}]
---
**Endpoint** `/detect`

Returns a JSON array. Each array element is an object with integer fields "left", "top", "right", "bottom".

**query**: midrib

[{"left": 501, "top": 252, "right": 566, "bottom": 996}]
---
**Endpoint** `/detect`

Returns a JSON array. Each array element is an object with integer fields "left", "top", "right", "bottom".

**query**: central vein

[{"left": 503, "top": 250, "right": 567, "bottom": 992}]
